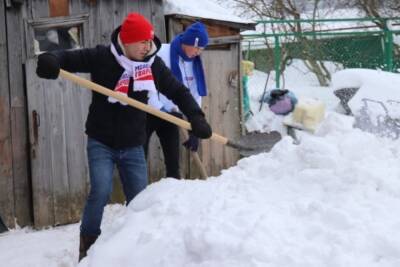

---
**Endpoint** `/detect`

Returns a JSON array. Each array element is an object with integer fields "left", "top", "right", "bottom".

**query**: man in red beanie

[{"left": 36, "top": 13, "right": 212, "bottom": 261}]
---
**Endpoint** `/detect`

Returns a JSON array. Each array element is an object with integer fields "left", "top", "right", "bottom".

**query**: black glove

[
  {"left": 189, "top": 114, "right": 212, "bottom": 139},
  {"left": 183, "top": 133, "right": 199, "bottom": 151},
  {"left": 36, "top": 53, "right": 60, "bottom": 79}
]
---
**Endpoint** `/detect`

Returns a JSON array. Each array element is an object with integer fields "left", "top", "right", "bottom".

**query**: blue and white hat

[{"left": 180, "top": 22, "right": 209, "bottom": 48}]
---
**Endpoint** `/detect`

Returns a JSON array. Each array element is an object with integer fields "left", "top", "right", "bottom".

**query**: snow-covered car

[{"left": 332, "top": 69, "right": 400, "bottom": 139}]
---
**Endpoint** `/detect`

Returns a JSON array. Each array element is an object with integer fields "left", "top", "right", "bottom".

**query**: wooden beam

[
  {"left": 0, "top": 2, "right": 15, "bottom": 229},
  {"left": 7, "top": 0, "right": 33, "bottom": 227}
]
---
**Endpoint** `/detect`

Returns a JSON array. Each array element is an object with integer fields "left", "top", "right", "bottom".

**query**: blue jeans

[{"left": 80, "top": 137, "right": 148, "bottom": 236}]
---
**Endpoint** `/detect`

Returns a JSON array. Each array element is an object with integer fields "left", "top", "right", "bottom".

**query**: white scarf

[{"left": 109, "top": 43, "right": 161, "bottom": 108}]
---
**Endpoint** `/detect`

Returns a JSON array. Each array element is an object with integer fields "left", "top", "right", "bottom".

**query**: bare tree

[
  {"left": 338, "top": 0, "right": 400, "bottom": 21},
  {"left": 230, "top": 0, "right": 333, "bottom": 86}
]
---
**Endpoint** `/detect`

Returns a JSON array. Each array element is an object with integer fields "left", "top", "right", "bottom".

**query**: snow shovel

[{"left": 59, "top": 70, "right": 282, "bottom": 156}]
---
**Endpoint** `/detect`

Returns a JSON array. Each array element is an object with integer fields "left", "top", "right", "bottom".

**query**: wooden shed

[
  {"left": 0, "top": 0, "right": 165, "bottom": 229},
  {"left": 147, "top": 7, "right": 256, "bottom": 182}
]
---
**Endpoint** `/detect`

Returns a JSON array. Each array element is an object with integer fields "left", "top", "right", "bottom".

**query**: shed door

[
  {"left": 199, "top": 42, "right": 242, "bottom": 177},
  {"left": 25, "top": 19, "right": 91, "bottom": 228}
]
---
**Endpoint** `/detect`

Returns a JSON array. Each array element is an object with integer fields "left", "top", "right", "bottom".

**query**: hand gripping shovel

[
  {"left": 179, "top": 128, "right": 208, "bottom": 179},
  {"left": 59, "top": 70, "right": 282, "bottom": 156}
]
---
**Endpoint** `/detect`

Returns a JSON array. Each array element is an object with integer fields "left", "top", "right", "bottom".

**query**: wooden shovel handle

[
  {"left": 180, "top": 129, "right": 208, "bottom": 179},
  {"left": 59, "top": 69, "right": 229, "bottom": 145}
]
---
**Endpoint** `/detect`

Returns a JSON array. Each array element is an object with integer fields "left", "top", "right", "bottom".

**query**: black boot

[{"left": 79, "top": 234, "right": 98, "bottom": 262}]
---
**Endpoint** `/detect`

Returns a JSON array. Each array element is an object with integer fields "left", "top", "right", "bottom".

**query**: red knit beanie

[{"left": 120, "top": 13, "right": 154, "bottom": 44}]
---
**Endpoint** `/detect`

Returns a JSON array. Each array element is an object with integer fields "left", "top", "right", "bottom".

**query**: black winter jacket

[{"left": 52, "top": 27, "right": 204, "bottom": 149}]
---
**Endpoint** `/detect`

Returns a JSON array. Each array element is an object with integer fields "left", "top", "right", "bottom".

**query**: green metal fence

[{"left": 242, "top": 17, "right": 400, "bottom": 88}]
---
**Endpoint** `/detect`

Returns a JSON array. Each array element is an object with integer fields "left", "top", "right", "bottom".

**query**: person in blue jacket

[{"left": 146, "top": 22, "right": 209, "bottom": 179}]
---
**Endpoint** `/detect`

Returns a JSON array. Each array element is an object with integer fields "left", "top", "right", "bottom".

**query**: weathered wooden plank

[
  {"left": 202, "top": 21, "right": 237, "bottom": 38},
  {"left": 49, "top": 0, "right": 70, "bottom": 17},
  {"left": 70, "top": 0, "right": 92, "bottom": 16},
  {"left": 77, "top": 80, "right": 91, "bottom": 194},
  {"left": 179, "top": 130, "right": 190, "bottom": 179},
  {"left": 98, "top": 0, "right": 114, "bottom": 44},
  {"left": 69, "top": 0, "right": 82, "bottom": 14},
  {"left": 126, "top": 0, "right": 140, "bottom": 14},
  {"left": 0, "top": 1, "right": 15, "bottom": 229},
  {"left": 0, "top": 106, "right": 14, "bottom": 227},
  {"left": 87, "top": 0, "right": 100, "bottom": 46},
  {"left": 199, "top": 47, "right": 241, "bottom": 177},
  {"left": 0, "top": 104, "right": 14, "bottom": 229},
  {"left": 174, "top": 15, "right": 254, "bottom": 32},
  {"left": 26, "top": 59, "right": 56, "bottom": 228},
  {"left": 222, "top": 43, "right": 241, "bottom": 168},
  {"left": 30, "top": 0, "right": 50, "bottom": 18},
  {"left": 197, "top": 95, "right": 211, "bottom": 178},
  {"left": 63, "top": 76, "right": 90, "bottom": 222},
  {"left": 46, "top": 80, "right": 71, "bottom": 225},
  {"left": 203, "top": 50, "right": 221, "bottom": 176},
  {"left": 150, "top": 0, "right": 166, "bottom": 42},
  {"left": 7, "top": 4, "right": 33, "bottom": 227},
  {"left": 10, "top": 109, "right": 32, "bottom": 227},
  {"left": 137, "top": 0, "right": 152, "bottom": 25},
  {"left": 167, "top": 18, "right": 184, "bottom": 42},
  {"left": 147, "top": 132, "right": 166, "bottom": 183},
  {"left": 220, "top": 47, "right": 240, "bottom": 171},
  {"left": 113, "top": 0, "right": 128, "bottom": 27},
  {"left": 110, "top": 170, "right": 125, "bottom": 204}
]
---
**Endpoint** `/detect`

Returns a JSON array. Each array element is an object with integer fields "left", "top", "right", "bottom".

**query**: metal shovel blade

[{"left": 227, "top": 131, "right": 282, "bottom": 157}]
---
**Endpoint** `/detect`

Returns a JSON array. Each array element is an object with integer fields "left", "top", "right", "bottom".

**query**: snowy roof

[{"left": 163, "top": 0, "right": 255, "bottom": 26}]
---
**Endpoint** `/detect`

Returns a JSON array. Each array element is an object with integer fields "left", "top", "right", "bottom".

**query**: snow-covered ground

[
  {"left": 2, "top": 59, "right": 400, "bottom": 267},
  {"left": 0, "top": 205, "right": 127, "bottom": 267}
]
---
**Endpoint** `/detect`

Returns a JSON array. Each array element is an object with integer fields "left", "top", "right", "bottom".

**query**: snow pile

[{"left": 78, "top": 112, "right": 400, "bottom": 267}]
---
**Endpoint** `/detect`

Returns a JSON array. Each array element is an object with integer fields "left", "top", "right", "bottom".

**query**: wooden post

[{"left": 0, "top": 2, "right": 15, "bottom": 229}]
